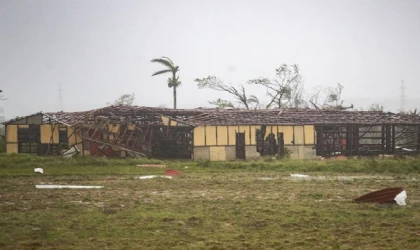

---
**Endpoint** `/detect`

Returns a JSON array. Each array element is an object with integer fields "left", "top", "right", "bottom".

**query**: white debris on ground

[
  {"left": 137, "top": 175, "right": 173, "bottom": 180},
  {"left": 62, "top": 145, "right": 80, "bottom": 158},
  {"left": 290, "top": 174, "right": 311, "bottom": 180},
  {"left": 135, "top": 164, "right": 167, "bottom": 168},
  {"left": 34, "top": 168, "right": 44, "bottom": 174},
  {"left": 258, "top": 177, "right": 275, "bottom": 180},
  {"left": 394, "top": 190, "right": 407, "bottom": 206},
  {"left": 35, "top": 185, "right": 103, "bottom": 189}
]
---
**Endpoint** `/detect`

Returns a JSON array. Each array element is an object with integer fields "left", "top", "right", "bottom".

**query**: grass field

[{"left": 1, "top": 154, "right": 420, "bottom": 249}]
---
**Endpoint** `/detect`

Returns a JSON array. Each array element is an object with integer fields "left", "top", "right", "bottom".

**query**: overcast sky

[{"left": 1, "top": 0, "right": 420, "bottom": 118}]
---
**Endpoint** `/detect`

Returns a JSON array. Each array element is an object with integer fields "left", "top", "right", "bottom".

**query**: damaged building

[{"left": 3, "top": 105, "right": 420, "bottom": 160}]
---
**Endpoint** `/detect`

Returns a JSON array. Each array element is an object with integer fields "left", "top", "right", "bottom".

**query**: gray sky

[{"left": 1, "top": 0, "right": 420, "bottom": 118}]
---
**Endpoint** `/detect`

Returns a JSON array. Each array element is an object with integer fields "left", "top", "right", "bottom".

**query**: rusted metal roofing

[
  {"left": 4, "top": 105, "right": 420, "bottom": 126},
  {"left": 354, "top": 187, "right": 406, "bottom": 205},
  {"left": 2, "top": 112, "right": 43, "bottom": 125},
  {"left": 170, "top": 108, "right": 420, "bottom": 126}
]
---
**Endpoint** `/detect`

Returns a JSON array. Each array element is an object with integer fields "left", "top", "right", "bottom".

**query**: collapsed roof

[{"left": 5, "top": 105, "right": 420, "bottom": 126}]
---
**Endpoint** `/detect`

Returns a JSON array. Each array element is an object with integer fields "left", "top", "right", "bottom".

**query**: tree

[
  {"left": 368, "top": 103, "right": 384, "bottom": 111},
  {"left": 309, "top": 83, "right": 353, "bottom": 110},
  {"left": 0, "top": 90, "right": 6, "bottom": 120},
  {"left": 248, "top": 64, "right": 306, "bottom": 108},
  {"left": 151, "top": 57, "right": 181, "bottom": 109},
  {"left": 0, "top": 90, "right": 6, "bottom": 101},
  {"left": 195, "top": 76, "right": 260, "bottom": 109},
  {"left": 107, "top": 93, "right": 135, "bottom": 106},
  {"left": 399, "top": 108, "right": 419, "bottom": 116},
  {"left": 195, "top": 64, "right": 305, "bottom": 109}
]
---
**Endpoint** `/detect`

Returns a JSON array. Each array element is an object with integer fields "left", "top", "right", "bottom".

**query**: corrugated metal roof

[
  {"left": 2, "top": 112, "right": 43, "bottom": 125},
  {"left": 4, "top": 105, "right": 420, "bottom": 126},
  {"left": 169, "top": 108, "right": 420, "bottom": 126}
]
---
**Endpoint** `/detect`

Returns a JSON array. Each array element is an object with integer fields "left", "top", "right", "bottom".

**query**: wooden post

[
  {"left": 386, "top": 125, "right": 391, "bottom": 153},
  {"left": 392, "top": 125, "right": 396, "bottom": 154},
  {"left": 381, "top": 125, "right": 386, "bottom": 155},
  {"left": 355, "top": 125, "right": 360, "bottom": 156},
  {"left": 318, "top": 126, "right": 324, "bottom": 156}
]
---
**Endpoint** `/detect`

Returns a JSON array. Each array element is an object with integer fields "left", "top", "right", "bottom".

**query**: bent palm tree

[{"left": 151, "top": 57, "right": 181, "bottom": 109}]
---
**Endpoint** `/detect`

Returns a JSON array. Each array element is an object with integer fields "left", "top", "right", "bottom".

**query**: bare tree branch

[
  {"left": 208, "top": 99, "right": 235, "bottom": 109},
  {"left": 248, "top": 64, "right": 305, "bottom": 108},
  {"left": 195, "top": 76, "right": 252, "bottom": 109}
]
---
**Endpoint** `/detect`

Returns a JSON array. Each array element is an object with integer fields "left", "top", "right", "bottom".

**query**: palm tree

[{"left": 151, "top": 57, "right": 181, "bottom": 109}]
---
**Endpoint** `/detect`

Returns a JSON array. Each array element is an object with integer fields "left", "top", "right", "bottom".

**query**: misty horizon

[{"left": 1, "top": 0, "right": 420, "bottom": 119}]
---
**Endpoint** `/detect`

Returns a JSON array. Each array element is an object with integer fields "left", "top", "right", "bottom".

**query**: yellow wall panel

[
  {"left": 193, "top": 126, "right": 205, "bottom": 146},
  {"left": 68, "top": 128, "right": 76, "bottom": 145},
  {"left": 18, "top": 125, "right": 29, "bottom": 128},
  {"left": 281, "top": 126, "right": 294, "bottom": 145},
  {"left": 161, "top": 116, "right": 169, "bottom": 126},
  {"left": 108, "top": 124, "right": 120, "bottom": 133},
  {"left": 68, "top": 128, "right": 83, "bottom": 151},
  {"left": 264, "top": 127, "right": 270, "bottom": 139},
  {"left": 205, "top": 126, "right": 217, "bottom": 146},
  {"left": 238, "top": 126, "right": 250, "bottom": 145},
  {"left": 67, "top": 127, "right": 83, "bottom": 152},
  {"left": 294, "top": 126, "right": 304, "bottom": 145},
  {"left": 6, "top": 125, "right": 18, "bottom": 143},
  {"left": 6, "top": 144, "right": 18, "bottom": 154},
  {"left": 128, "top": 124, "right": 136, "bottom": 130},
  {"left": 228, "top": 126, "right": 237, "bottom": 145},
  {"left": 161, "top": 116, "right": 177, "bottom": 126},
  {"left": 304, "top": 125, "right": 315, "bottom": 145},
  {"left": 112, "top": 125, "right": 120, "bottom": 133},
  {"left": 52, "top": 125, "right": 59, "bottom": 144},
  {"left": 217, "top": 126, "right": 228, "bottom": 145},
  {"left": 41, "top": 125, "right": 52, "bottom": 143},
  {"left": 250, "top": 126, "right": 260, "bottom": 145}
]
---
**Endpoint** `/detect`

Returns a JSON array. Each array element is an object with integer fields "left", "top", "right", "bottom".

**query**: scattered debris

[
  {"left": 394, "top": 190, "right": 407, "bottom": 206},
  {"left": 35, "top": 185, "right": 103, "bottom": 189},
  {"left": 258, "top": 177, "right": 275, "bottom": 180},
  {"left": 137, "top": 175, "right": 173, "bottom": 180},
  {"left": 103, "top": 178, "right": 117, "bottom": 182},
  {"left": 354, "top": 187, "right": 407, "bottom": 206},
  {"left": 136, "top": 164, "right": 167, "bottom": 168},
  {"left": 395, "top": 146, "right": 414, "bottom": 152},
  {"left": 62, "top": 145, "right": 80, "bottom": 157},
  {"left": 290, "top": 174, "right": 310, "bottom": 179},
  {"left": 34, "top": 168, "right": 44, "bottom": 174},
  {"left": 165, "top": 169, "right": 183, "bottom": 176}
]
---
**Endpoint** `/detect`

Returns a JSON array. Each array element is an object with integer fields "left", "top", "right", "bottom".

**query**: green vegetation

[{"left": 1, "top": 154, "right": 420, "bottom": 249}]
